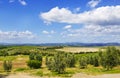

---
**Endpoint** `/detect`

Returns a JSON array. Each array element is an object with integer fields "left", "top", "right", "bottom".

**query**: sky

[{"left": 0, "top": 0, "right": 120, "bottom": 43}]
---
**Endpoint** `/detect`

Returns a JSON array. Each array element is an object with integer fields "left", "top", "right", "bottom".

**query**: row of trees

[{"left": 79, "top": 47, "right": 120, "bottom": 70}]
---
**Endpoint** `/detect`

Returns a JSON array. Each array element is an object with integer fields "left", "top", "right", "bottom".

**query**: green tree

[
  {"left": 53, "top": 52, "right": 66, "bottom": 73},
  {"left": 79, "top": 56, "right": 87, "bottom": 69},
  {"left": 99, "top": 47, "right": 119, "bottom": 70},
  {"left": 3, "top": 60, "right": 12, "bottom": 72},
  {"left": 93, "top": 55, "right": 99, "bottom": 67},
  {"left": 66, "top": 54, "right": 76, "bottom": 67},
  {"left": 27, "top": 60, "right": 42, "bottom": 69},
  {"left": 36, "top": 54, "right": 42, "bottom": 61},
  {"left": 46, "top": 52, "right": 66, "bottom": 74},
  {"left": 27, "top": 53, "right": 42, "bottom": 69},
  {"left": 29, "top": 53, "right": 35, "bottom": 60}
]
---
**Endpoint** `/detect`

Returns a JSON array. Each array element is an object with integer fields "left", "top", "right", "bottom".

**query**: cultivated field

[{"left": 56, "top": 47, "right": 101, "bottom": 53}]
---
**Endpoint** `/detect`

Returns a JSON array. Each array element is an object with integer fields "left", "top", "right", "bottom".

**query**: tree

[
  {"left": 36, "top": 54, "right": 42, "bottom": 61},
  {"left": 93, "top": 55, "right": 99, "bottom": 67},
  {"left": 27, "top": 53, "right": 42, "bottom": 69},
  {"left": 46, "top": 57, "right": 54, "bottom": 70},
  {"left": 53, "top": 52, "right": 66, "bottom": 74},
  {"left": 29, "top": 53, "right": 35, "bottom": 60},
  {"left": 79, "top": 56, "right": 87, "bottom": 69},
  {"left": 27, "top": 60, "right": 42, "bottom": 69},
  {"left": 46, "top": 52, "right": 66, "bottom": 74},
  {"left": 66, "top": 54, "right": 76, "bottom": 67},
  {"left": 99, "top": 47, "right": 119, "bottom": 70},
  {"left": 3, "top": 60, "right": 12, "bottom": 72}
]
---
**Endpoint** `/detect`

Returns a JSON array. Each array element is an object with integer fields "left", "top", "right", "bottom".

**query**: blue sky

[{"left": 0, "top": 0, "right": 120, "bottom": 43}]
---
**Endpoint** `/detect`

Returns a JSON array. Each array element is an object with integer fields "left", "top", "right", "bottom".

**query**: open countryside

[
  {"left": 0, "top": 45, "right": 120, "bottom": 78},
  {"left": 0, "top": 0, "right": 120, "bottom": 78}
]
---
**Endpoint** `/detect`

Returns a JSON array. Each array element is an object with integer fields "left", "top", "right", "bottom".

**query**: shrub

[
  {"left": 46, "top": 52, "right": 66, "bottom": 74},
  {"left": 66, "top": 54, "right": 76, "bottom": 67},
  {"left": 36, "top": 54, "right": 42, "bottom": 61},
  {"left": 27, "top": 53, "right": 42, "bottom": 69},
  {"left": 99, "top": 47, "right": 119, "bottom": 70},
  {"left": 29, "top": 53, "right": 35, "bottom": 60},
  {"left": 27, "top": 60, "right": 42, "bottom": 69},
  {"left": 79, "top": 57, "right": 87, "bottom": 69},
  {"left": 0, "top": 51, "right": 8, "bottom": 56},
  {"left": 3, "top": 60, "right": 12, "bottom": 72}
]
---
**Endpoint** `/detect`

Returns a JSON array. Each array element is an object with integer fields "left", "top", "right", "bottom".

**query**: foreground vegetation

[{"left": 0, "top": 46, "right": 120, "bottom": 77}]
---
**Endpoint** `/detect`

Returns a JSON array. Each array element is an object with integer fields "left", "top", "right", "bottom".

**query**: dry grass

[{"left": 56, "top": 47, "right": 100, "bottom": 53}]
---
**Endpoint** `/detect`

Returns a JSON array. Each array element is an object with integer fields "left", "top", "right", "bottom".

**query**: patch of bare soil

[
  {"left": 72, "top": 73, "right": 120, "bottom": 78},
  {"left": 5, "top": 73, "right": 41, "bottom": 78},
  {"left": 5, "top": 73, "right": 61, "bottom": 78},
  {"left": 5, "top": 73, "right": 120, "bottom": 78}
]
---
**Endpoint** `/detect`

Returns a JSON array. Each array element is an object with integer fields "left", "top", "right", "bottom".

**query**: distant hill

[{"left": 0, "top": 42, "right": 120, "bottom": 47}]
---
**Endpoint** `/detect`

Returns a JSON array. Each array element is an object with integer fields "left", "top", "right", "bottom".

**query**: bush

[
  {"left": 3, "top": 60, "right": 12, "bottom": 72},
  {"left": 0, "top": 51, "right": 8, "bottom": 56},
  {"left": 27, "top": 53, "right": 42, "bottom": 69},
  {"left": 46, "top": 52, "right": 66, "bottom": 74},
  {"left": 29, "top": 53, "right": 35, "bottom": 60},
  {"left": 36, "top": 54, "right": 42, "bottom": 61},
  {"left": 27, "top": 60, "right": 42, "bottom": 69},
  {"left": 66, "top": 54, "right": 76, "bottom": 67},
  {"left": 93, "top": 55, "right": 99, "bottom": 67},
  {"left": 87, "top": 55, "right": 99, "bottom": 67},
  {"left": 99, "top": 47, "right": 120, "bottom": 70},
  {"left": 46, "top": 57, "right": 55, "bottom": 70},
  {"left": 79, "top": 57, "right": 87, "bottom": 69}
]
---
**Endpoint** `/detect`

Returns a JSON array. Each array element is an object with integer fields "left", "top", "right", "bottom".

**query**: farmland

[
  {"left": 56, "top": 47, "right": 101, "bottom": 53},
  {"left": 0, "top": 46, "right": 120, "bottom": 78}
]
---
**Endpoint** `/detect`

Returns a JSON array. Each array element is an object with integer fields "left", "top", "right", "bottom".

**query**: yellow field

[{"left": 56, "top": 47, "right": 100, "bottom": 53}]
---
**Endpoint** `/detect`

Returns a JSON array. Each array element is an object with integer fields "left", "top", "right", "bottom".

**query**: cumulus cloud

[
  {"left": 18, "top": 0, "right": 27, "bottom": 6},
  {"left": 63, "top": 25, "right": 72, "bottom": 29},
  {"left": 41, "top": 6, "right": 120, "bottom": 42},
  {"left": 0, "top": 30, "right": 35, "bottom": 40},
  {"left": 61, "top": 25, "right": 120, "bottom": 42},
  {"left": 40, "top": 6, "right": 120, "bottom": 26},
  {"left": 87, "top": 0, "right": 101, "bottom": 8}
]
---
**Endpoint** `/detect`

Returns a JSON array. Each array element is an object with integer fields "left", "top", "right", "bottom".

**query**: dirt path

[
  {"left": 4, "top": 73, "right": 120, "bottom": 78},
  {"left": 5, "top": 74, "right": 41, "bottom": 78},
  {"left": 5, "top": 73, "right": 60, "bottom": 78},
  {"left": 72, "top": 73, "right": 120, "bottom": 78}
]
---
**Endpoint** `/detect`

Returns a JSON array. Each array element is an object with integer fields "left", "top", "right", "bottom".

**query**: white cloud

[
  {"left": 0, "top": 30, "right": 35, "bottom": 42},
  {"left": 42, "top": 30, "right": 55, "bottom": 34},
  {"left": 87, "top": 0, "right": 101, "bottom": 8},
  {"left": 42, "top": 30, "right": 49, "bottom": 34},
  {"left": 40, "top": 6, "right": 120, "bottom": 42},
  {"left": 40, "top": 6, "right": 120, "bottom": 26},
  {"left": 18, "top": 0, "right": 27, "bottom": 6},
  {"left": 61, "top": 25, "right": 120, "bottom": 42},
  {"left": 63, "top": 25, "right": 72, "bottom": 29}
]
